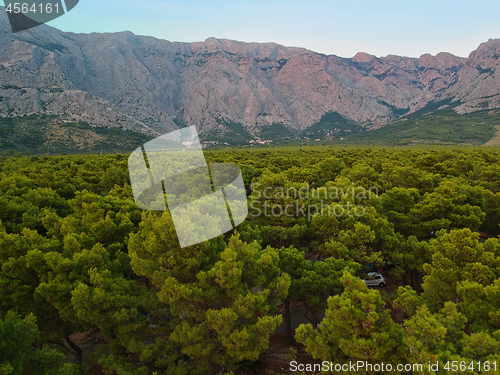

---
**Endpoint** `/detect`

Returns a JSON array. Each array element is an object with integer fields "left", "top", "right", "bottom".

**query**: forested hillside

[
  {"left": 0, "top": 115, "right": 153, "bottom": 156},
  {"left": 1, "top": 147, "right": 500, "bottom": 374}
]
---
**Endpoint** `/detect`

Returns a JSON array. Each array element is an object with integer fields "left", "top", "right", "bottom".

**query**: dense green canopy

[{"left": 1, "top": 147, "right": 499, "bottom": 374}]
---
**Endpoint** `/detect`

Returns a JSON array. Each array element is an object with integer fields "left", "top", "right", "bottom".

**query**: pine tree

[
  {"left": 128, "top": 215, "right": 290, "bottom": 375},
  {"left": 296, "top": 272, "right": 405, "bottom": 374},
  {"left": 0, "top": 311, "right": 80, "bottom": 375},
  {"left": 422, "top": 229, "right": 500, "bottom": 311}
]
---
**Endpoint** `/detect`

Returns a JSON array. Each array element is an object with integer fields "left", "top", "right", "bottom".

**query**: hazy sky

[{"left": 47, "top": 0, "right": 500, "bottom": 58}]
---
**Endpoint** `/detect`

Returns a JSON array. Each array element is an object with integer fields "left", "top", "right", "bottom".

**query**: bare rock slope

[{"left": 0, "top": 7, "right": 499, "bottom": 139}]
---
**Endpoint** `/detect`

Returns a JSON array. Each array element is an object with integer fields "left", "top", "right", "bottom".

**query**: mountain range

[{"left": 1, "top": 6, "right": 500, "bottom": 149}]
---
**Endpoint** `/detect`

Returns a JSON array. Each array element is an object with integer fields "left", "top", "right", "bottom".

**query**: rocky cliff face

[
  {"left": 0, "top": 7, "right": 499, "bottom": 139},
  {"left": 443, "top": 39, "right": 500, "bottom": 114}
]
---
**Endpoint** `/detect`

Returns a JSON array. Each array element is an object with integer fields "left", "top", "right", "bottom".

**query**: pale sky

[{"left": 47, "top": 0, "right": 500, "bottom": 58}]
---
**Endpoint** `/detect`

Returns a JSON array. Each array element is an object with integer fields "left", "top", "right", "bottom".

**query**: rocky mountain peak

[
  {"left": 468, "top": 38, "right": 500, "bottom": 61},
  {"left": 418, "top": 52, "right": 465, "bottom": 71},
  {"left": 0, "top": 6, "right": 499, "bottom": 141},
  {"left": 352, "top": 52, "right": 377, "bottom": 63}
]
